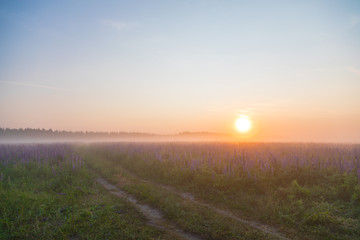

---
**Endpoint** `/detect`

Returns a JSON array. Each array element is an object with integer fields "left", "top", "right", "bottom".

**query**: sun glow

[{"left": 235, "top": 117, "right": 252, "bottom": 133}]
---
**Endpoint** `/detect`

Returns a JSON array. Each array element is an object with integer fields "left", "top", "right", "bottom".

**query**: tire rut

[
  {"left": 120, "top": 168, "right": 290, "bottom": 240},
  {"left": 96, "top": 177, "right": 200, "bottom": 240}
]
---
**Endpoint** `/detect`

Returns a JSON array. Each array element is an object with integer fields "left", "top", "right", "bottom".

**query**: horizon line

[{"left": 0, "top": 126, "right": 229, "bottom": 136}]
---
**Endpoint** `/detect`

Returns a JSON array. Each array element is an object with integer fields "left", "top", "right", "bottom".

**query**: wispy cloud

[
  {"left": 0, "top": 11, "right": 63, "bottom": 38},
  {"left": 250, "top": 103, "right": 275, "bottom": 107},
  {"left": 347, "top": 67, "right": 360, "bottom": 77},
  {"left": 234, "top": 103, "right": 276, "bottom": 117},
  {"left": 101, "top": 19, "right": 138, "bottom": 31},
  {"left": 0, "top": 81, "right": 69, "bottom": 92},
  {"left": 350, "top": 15, "right": 360, "bottom": 29},
  {"left": 234, "top": 108, "right": 257, "bottom": 118}
]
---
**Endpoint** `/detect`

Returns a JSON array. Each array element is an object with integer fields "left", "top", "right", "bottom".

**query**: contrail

[{"left": 0, "top": 80, "right": 69, "bottom": 92}]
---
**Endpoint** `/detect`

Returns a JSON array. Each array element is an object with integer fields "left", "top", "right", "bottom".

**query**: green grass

[
  {"left": 81, "top": 148, "right": 284, "bottom": 240},
  {"left": 0, "top": 159, "right": 171, "bottom": 240},
  {"left": 2, "top": 143, "right": 359, "bottom": 240},
  {"left": 80, "top": 145, "right": 360, "bottom": 240}
]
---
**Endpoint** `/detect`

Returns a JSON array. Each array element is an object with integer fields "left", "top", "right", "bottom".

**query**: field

[{"left": 1, "top": 142, "right": 360, "bottom": 240}]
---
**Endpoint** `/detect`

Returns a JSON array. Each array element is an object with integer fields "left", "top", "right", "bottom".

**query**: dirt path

[
  {"left": 96, "top": 177, "right": 200, "bottom": 240},
  {"left": 160, "top": 185, "right": 289, "bottom": 240},
  {"left": 120, "top": 168, "right": 290, "bottom": 240}
]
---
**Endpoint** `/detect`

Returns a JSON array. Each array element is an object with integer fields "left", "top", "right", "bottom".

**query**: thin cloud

[
  {"left": 101, "top": 19, "right": 138, "bottom": 31},
  {"left": 234, "top": 103, "right": 277, "bottom": 117},
  {"left": 350, "top": 15, "right": 360, "bottom": 29},
  {"left": 0, "top": 11, "right": 63, "bottom": 38},
  {"left": 0, "top": 81, "right": 69, "bottom": 92},
  {"left": 347, "top": 67, "right": 360, "bottom": 77},
  {"left": 234, "top": 108, "right": 255, "bottom": 117},
  {"left": 250, "top": 103, "right": 275, "bottom": 107}
]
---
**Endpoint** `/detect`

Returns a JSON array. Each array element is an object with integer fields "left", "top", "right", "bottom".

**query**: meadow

[
  {"left": 0, "top": 144, "right": 173, "bottom": 240},
  {"left": 1, "top": 142, "right": 360, "bottom": 239}
]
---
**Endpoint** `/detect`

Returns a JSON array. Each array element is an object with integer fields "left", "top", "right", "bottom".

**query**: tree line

[{"left": 0, "top": 127, "right": 156, "bottom": 139}]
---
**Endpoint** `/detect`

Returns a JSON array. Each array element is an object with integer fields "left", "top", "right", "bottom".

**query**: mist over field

[
  {"left": 0, "top": 127, "right": 235, "bottom": 143},
  {"left": 1, "top": 0, "right": 359, "bottom": 142},
  {"left": 1, "top": 0, "right": 360, "bottom": 239}
]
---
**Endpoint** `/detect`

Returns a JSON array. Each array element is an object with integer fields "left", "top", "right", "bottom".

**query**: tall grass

[
  {"left": 0, "top": 144, "right": 168, "bottom": 239},
  {"left": 89, "top": 142, "right": 360, "bottom": 239}
]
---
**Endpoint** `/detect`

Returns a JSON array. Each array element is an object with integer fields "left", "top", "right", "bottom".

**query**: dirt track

[
  {"left": 118, "top": 168, "right": 290, "bottom": 240},
  {"left": 97, "top": 177, "right": 201, "bottom": 240}
]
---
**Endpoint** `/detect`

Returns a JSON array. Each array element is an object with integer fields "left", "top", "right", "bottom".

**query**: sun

[{"left": 235, "top": 117, "right": 252, "bottom": 133}]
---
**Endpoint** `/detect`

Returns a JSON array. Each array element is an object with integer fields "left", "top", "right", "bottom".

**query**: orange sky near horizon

[
  {"left": 2, "top": 97, "right": 359, "bottom": 142},
  {"left": 1, "top": 1, "right": 360, "bottom": 142}
]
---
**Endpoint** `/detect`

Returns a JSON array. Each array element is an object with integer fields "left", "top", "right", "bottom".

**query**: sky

[{"left": 0, "top": 0, "right": 360, "bottom": 142}]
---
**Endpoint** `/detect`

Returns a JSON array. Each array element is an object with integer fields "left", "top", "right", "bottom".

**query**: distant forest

[
  {"left": 0, "top": 127, "right": 157, "bottom": 141},
  {"left": 0, "top": 127, "right": 229, "bottom": 142}
]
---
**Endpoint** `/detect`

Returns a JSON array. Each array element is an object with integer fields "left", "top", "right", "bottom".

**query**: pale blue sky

[{"left": 1, "top": 0, "right": 360, "bottom": 141}]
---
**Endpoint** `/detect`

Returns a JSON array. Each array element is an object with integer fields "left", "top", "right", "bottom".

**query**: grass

[
  {"left": 0, "top": 149, "right": 172, "bottom": 240},
  {"left": 81, "top": 147, "right": 285, "bottom": 240},
  {"left": 79, "top": 143, "right": 360, "bottom": 240},
  {"left": 2, "top": 143, "right": 360, "bottom": 240}
]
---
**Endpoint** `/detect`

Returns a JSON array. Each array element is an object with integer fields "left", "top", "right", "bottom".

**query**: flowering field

[
  {"left": 0, "top": 144, "right": 171, "bottom": 240},
  {"left": 87, "top": 142, "right": 360, "bottom": 239},
  {"left": 1, "top": 142, "right": 360, "bottom": 239},
  {"left": 100, "top": 142, "right": 360, "bottom": 181}
]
